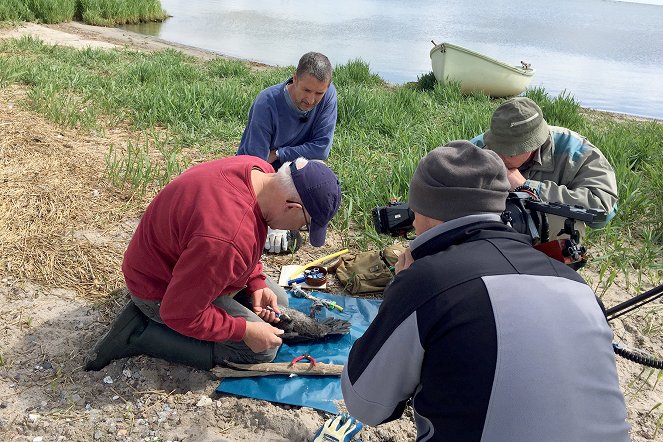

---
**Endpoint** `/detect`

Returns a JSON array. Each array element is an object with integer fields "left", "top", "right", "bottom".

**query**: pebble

[
  {"left": 28, "top": 414, "right": 40, "bottom": 422},
  {"left": 33, "top": 437, "right": 43, "bottom": 442},
  {"left": 94, "top": 430, "right": 103, "bottom": 440},
  {"left": 103, "top": 376, "right": 113, "bottom": 384},
  {"left": 196, "top": 397, "right": 213, "bottom": 407},
  {"left": 157, "top": 413, "right": 168, "bottom": 423},
  {"left": 122, "top": 369, "right": 132, "bottom": 378}
]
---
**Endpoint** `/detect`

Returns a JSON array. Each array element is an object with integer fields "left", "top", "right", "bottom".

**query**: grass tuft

[{"left": 333, "top": 59, "right": 384, "bottom": 88}]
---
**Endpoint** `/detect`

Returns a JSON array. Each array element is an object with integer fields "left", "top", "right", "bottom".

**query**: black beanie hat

[{"left": 409, "top": 140, "right": 510, "bottom": 221}]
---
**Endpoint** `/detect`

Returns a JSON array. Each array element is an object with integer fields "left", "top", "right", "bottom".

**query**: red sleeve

[
  {"left": 246, "top": 261, "right": 267, "bottom": 293},
  {"left": 158, "top": 235, "right": 251, "bottom": 342}
]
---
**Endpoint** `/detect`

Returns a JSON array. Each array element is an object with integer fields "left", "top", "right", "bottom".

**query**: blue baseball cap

[{"left": 290, "top": 161, "right": 341, "bottom": 247}]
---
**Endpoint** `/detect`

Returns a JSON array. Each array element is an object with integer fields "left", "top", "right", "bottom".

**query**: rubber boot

[
  {"left": 84, "top": 300, "right": 149, "bottom": 371},
  {"left": 129, "top": 319, "right": 215, "bottom": 370},
  {"left": 85, "top": 301, "right": 216, "bottom": 371}
]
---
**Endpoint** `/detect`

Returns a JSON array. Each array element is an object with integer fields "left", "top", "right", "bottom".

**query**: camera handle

[{"left": 503, "top": 203, "right": 587, "bottom": 269}]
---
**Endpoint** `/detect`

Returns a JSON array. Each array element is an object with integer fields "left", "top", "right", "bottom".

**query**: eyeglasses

[{"left": 286, "top": 200, "right": 310, "bottom": 232}]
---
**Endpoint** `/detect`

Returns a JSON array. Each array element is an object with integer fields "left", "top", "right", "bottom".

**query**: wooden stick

[{"left": 211, "top": 361, "right": 343, "bottom": 378}]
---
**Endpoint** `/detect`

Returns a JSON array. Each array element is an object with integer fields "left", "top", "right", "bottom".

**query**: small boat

[{"left": 429, "top": 41, "right": 535, "bottom": 97}]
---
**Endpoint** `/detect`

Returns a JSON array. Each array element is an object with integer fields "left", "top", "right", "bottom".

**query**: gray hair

[
  {"left": 296, "top": 52, "right": 333, "bottom": 84},
  {"left": 275, "top": 158, "right": 307, "bottom": 199}
]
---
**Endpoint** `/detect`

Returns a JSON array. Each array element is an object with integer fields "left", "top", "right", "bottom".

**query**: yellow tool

[{"left": 287, "top": 249, "right": 349, "bottom": 280}]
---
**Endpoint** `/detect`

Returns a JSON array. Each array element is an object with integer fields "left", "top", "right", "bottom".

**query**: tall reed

[
  {"left": 0, "top": 0, "right": 35, "bottom": 22},
  {"left": 0, "top": 0, "right": 167, "bottom": 25},
  {"left": 78, "top": 0, "right": 167, "bottom": 26},
  {"left": 26, "top": 0, "right": 77, "bottom": 24}
]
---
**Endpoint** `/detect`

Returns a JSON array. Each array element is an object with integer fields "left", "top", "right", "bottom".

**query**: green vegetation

[
  {"left": 0, "top": 0, "right": 166, "bottom": 25},
  {"left": 0, "top": 35, "right": 661, "bottom": 292}
]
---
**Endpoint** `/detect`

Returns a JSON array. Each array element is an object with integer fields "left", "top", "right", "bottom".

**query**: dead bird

[{"left": 274, "top": 306, "right": 350, "bottom": 344}]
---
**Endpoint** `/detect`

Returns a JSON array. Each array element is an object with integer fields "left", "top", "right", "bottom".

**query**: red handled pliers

[{"left": 289, "top": 352, "right": 316, "bottom": 368}]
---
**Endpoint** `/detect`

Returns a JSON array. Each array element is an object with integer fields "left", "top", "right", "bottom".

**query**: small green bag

[{"left": 336, "top": 244, "right": 406, "bottom": 294}]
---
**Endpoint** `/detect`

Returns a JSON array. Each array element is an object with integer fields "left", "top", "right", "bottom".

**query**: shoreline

[{"left": 2, "top": 21, "right": 660, "bottom": 123}]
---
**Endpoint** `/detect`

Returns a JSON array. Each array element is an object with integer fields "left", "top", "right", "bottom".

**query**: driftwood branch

[{"left": 211, "top": 361, "right": 343, "bottom": 378}]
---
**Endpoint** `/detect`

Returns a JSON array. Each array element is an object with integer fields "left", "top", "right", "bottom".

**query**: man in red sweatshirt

[{"left": 85, "top": 156, "right": 341, "bottom": 370}]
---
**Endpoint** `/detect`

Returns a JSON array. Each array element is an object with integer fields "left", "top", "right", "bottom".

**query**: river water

[{"left": 122, "top": 0, "right": 663, "bottom": 119}]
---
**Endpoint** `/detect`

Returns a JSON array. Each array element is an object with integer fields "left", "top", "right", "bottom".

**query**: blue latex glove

[{"left": 312, "top": 413, "right": 363, "bottom": 442}]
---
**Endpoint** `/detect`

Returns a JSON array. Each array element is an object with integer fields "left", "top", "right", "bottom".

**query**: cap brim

[{"left": 308, "top": 220, "right": 327, "bottom": 247}]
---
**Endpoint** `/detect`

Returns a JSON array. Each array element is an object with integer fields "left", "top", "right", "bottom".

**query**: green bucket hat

[{"left": 484, "top": 97, "right": 549, "bottom": 156}]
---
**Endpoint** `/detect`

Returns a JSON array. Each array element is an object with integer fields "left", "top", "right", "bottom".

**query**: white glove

[
  {"left": 312, "top": 413, "right": 363, "bottom": 442},
  {"left": 265, "top": 227, "right": 289, "bottom": 254}
]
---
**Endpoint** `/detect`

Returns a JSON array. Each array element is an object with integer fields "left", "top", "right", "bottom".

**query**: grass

[
  {"left": 105, "top": 131, "right": 186, "bottom": 193},
  {"left": 0, "top": 33, "right": 661, "bottom": 291},
  {"left": 79, "top": 0, "right": 167, "bottom": 26},
  {"left": 652, "top": 402, "right": 663, "bottom": 440},
  {"left": 0, "top": 0, "right": 166, "bottom": 25}
]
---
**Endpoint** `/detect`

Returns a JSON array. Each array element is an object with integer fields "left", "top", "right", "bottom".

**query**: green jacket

[{"left": 471, "top": 126, "right": 618, "bottom": 232}]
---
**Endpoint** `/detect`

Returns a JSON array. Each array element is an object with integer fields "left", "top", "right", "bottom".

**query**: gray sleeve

[
  {"left": 534, "top": 145, "right": 619, "bottom": 226},
  {"left": 341, "top": 312, "right": 424, "bottom": 426}
]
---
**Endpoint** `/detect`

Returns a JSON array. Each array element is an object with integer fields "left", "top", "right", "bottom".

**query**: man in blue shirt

[{"left": 238, "top": 52, "right": 338, "bottom": 253}]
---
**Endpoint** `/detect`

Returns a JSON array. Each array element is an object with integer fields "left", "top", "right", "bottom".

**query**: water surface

[{"left": 123, "top": 0, "right": 663, "bottom": 119}]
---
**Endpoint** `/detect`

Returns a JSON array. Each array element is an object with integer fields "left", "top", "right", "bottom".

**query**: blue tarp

[{"left": 216, "top": 291, "right": 382, "bottom": 413}]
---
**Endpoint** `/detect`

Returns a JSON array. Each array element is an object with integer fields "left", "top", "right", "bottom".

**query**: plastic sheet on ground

[{"left": 216, "top": 291, "right": 382, "bottom": 413}]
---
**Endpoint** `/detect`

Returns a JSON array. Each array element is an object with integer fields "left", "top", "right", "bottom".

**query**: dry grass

[
  {"left": 0, "top": 84, "right": 347, "bottom": 302},
  {"left": 0, "top": 85, "right": 154, "bottom": 299}
]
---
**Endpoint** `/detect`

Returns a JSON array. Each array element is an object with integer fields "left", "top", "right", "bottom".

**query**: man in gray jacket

[
  {"left": 342, "top": 141, "right": 629, "bottom": 441},
  {"left": 471, "top": 97, "right": 618, "bottom": 239}
]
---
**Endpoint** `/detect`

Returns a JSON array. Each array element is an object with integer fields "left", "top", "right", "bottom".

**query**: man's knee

[
  {"left": 250, "top": 347, "right": 279, "bottom": 363},
  {"left": 213, "top": 343, "right": 279, "bottom": 364}
]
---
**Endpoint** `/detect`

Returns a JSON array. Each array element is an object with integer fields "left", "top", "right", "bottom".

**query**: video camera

[{"left": 372, "top": 189, "right": 607, "bottom": 269}]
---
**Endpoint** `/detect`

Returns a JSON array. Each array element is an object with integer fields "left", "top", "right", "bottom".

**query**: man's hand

[
  {"left": 394, "top": 247, "right": 414, "bottom": 275},
  {"left": 506, "top": 168, "right": 527, "bottom": 190},
  {"left": 268, "top": 149, "right": 278, "bottom": 163},
  {"left": 242, "top": 321, "right": 284, "bottom": 353},
  {"left": 313, "top": 413, "right": 363, "bottom": 442},
  {"left": 265, "top": 227, "right": 289, "bottom": 254},
  {"left": 249, "top": 287, "right": 280, "bottom": 323}
]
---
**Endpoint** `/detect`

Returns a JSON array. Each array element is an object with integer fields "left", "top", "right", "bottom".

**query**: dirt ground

[{"left": 0, "top": 22, "right": 661, "bottom": 442}]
